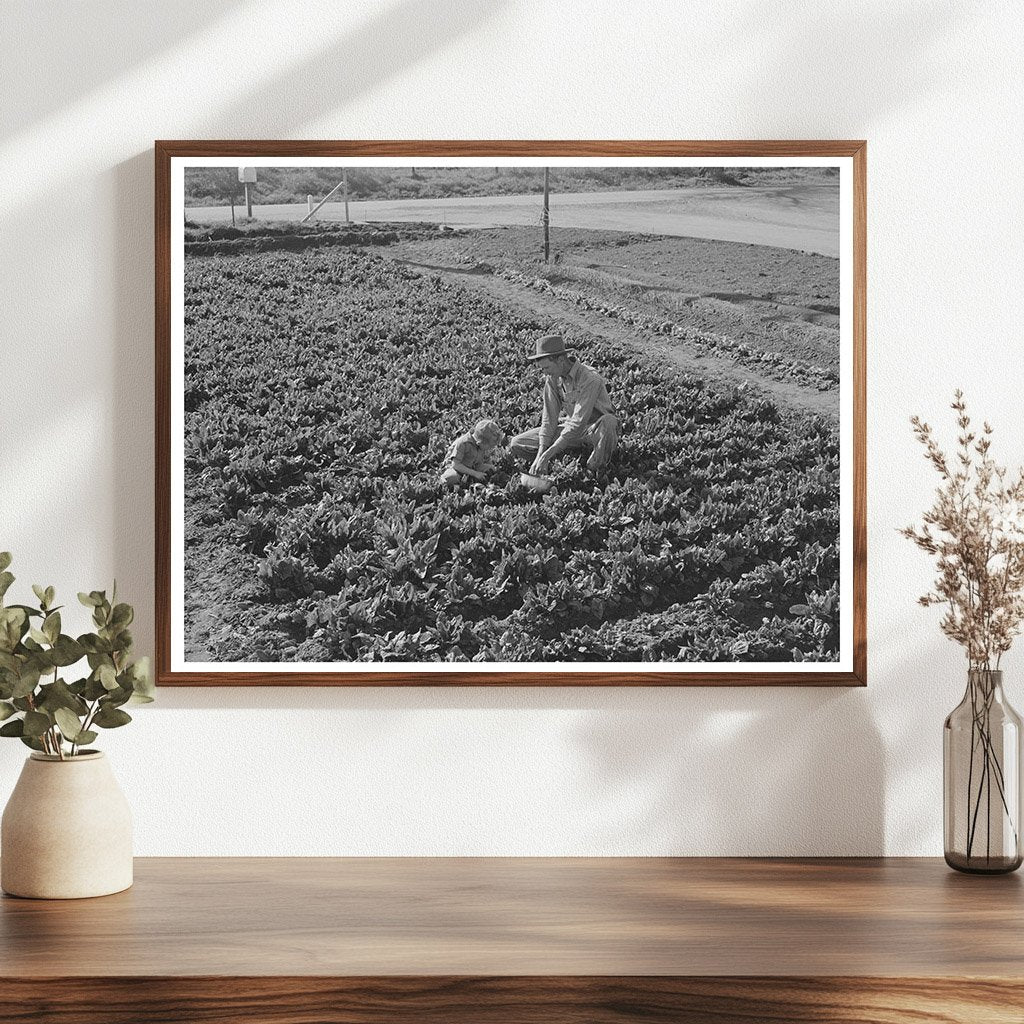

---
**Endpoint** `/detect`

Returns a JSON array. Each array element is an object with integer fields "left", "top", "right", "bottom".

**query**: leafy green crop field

[{"left": 183, "top": 245, "right": 840, "bottom": 664}]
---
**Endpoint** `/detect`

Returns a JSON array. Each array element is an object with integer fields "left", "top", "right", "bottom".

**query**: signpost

[{"left": 238, "top": 167, "right": 257, "bottom": 219}]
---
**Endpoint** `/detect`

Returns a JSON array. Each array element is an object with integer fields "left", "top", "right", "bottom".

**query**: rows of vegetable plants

[
  {"left": 498, "top": 267, "right": 838, "bottom": 392},
  {"left": 183, "top": 243, "right": 841, "bottom": 663}
]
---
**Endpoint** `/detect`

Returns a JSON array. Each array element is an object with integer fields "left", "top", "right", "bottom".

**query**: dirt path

[
  {"left": 392, "top": 257, "right": 838, "bottom": 419},
  {"left": 188, "top": 184, "right": 839, "bottom": 256}
]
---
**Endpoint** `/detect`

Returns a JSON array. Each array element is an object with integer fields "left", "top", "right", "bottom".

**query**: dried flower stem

[{"left": 904, "top": 392, "right": 1024, "bottom": 864}]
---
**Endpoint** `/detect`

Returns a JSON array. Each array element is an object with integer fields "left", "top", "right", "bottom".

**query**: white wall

[{"left": 2, "top": 0, "right": 1022, "bottom": 855}]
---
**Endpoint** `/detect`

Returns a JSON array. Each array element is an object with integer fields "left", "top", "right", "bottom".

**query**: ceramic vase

[{"left": 1, "top": 751, "right": 133, "bottom": 898}]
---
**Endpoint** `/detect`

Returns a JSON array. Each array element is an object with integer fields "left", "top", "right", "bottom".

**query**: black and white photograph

[{"left": 161, "top": 146, "right": 863, "bottom": 683}]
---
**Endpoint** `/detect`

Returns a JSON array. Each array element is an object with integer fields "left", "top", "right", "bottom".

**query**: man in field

[{"left": 510, "top": 334, "right": 619, "bottom": 476}]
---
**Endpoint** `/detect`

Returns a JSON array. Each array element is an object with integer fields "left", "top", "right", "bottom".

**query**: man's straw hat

[{"left": 526, "top": 334, "right": 569, "bottom": 361}]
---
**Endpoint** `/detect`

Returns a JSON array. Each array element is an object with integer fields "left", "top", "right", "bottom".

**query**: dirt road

[{"left": 188, "top": 184, "right": 840, "bottom": 257}]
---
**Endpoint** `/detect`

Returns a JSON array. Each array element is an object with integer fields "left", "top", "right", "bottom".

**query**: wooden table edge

[{"left": 1, "top": 975, "right": 1021, "bottom": 1024}]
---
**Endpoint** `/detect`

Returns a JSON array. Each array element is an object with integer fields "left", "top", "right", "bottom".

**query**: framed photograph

[{"left": 156, "top": 141, "right": 865, "bottom": 686}]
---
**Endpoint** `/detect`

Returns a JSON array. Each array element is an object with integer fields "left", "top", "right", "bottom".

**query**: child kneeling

[{"left": 440, "top": 419, "right": 504, "bottom": 487}]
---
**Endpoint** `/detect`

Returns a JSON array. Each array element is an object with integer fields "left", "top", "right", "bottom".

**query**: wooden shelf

[{"left": 2, "top": 857, "right": 1022, "bottom": 1022}]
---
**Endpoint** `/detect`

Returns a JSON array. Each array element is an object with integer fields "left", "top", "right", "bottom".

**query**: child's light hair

[{"left": 472, "top": 418, "right": 504, "bottom": 445}]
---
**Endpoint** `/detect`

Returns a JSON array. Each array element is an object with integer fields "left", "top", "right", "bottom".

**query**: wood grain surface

[
  {"left": 3, "top": 856, "right": 1022, "bottom": 976},
  {"left": 2, "top": 857, "right": 1021, "bottom": 1023},
  {"left": 0, "top": 976, "right": 1022, "bottom": 1024},
  {"left": 155, "top": 138, "right": 867, "bottom": 688}
]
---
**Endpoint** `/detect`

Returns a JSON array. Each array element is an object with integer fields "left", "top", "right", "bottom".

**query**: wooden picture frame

[{"left": 156, "top": 140, "right": 866, "bottom": 686}]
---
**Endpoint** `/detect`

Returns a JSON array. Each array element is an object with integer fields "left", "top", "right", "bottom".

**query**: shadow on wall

[
  {"left": 2, "top": 0, "right": 507, "bottom": 142},
  {"left": 570, "top": 686, "right": 884, "bottom": 855},
  {"left": 143, "top": 681, "right": 885, "bottom": 856},
  {"left": 205, "top": 0, "right": 510, "bottom": 137},
  {"left": 0, "top": 2, "right": 243, "bottom": 138},
  {"left": 722, "top": 1, "right": 972, "bottom": 131},
  {"left": 878, "top": 632, "right": 985, "bottom": 856},
  {"left": 112, "top": 151, "right": 156, "bottom": 666}
]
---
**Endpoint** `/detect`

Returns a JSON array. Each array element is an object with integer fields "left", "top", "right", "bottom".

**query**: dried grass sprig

[{"left": 902, "top": 391, "right": 1024, "bottom": 670}]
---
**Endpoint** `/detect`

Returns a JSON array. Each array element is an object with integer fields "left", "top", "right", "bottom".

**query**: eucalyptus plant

[{"left": 0, "top": 553, "right": 153, "bottom": 759}]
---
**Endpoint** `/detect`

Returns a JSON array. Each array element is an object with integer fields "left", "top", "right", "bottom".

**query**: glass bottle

[{"left": 944, "top": 669, "right": 1022, "bottom": 873}]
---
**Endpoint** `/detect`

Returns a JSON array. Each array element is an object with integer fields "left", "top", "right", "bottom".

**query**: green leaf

[
  {"left": 83, "top": 675, "right": 107, "bottom": 701},
  {"left": 0, "top": 552, "right": 11, "bottom": 573},
  {"left": 98, "top": 664, "right": 118, "bottom": 690},
  {"left": 0, "top": 668, "right": 17, "bottom": 698},
  {"left": 7, "top": 604, "right": 43, "bottom": 619},
  {"left": 104, "top": 685, "right": 132, "bottom": 708},
  {"left": 110, "top": 603, "right": 134, "bottom": 629},
  {"left": 36, "top": 678, "right": 88, "bottom": 716},
  {"left": 0, "top": 651, "right": 19, "bottom": 674},
  {"left": 32, "top": 584, "right": 47, "bottom": 607},
  {"left": 50, "top": 635, "right": 85, "bottom": 667},
  {"left": 11, "top": 666, "right": 41, "bottom": 699},
  {"left": 87, "top": 652, "right": 115, "bottom": 676},
  {"left": 54, "top": 707, "right": 85, "bottom": 741},
  {"left": 78, "top": 591, "right": 100, "bottom": 608},
  {"left": 0, "top": 572, "right": 14, "bottom": 602},
  {"left": 2, "top": 607, "right": 27, "bottom": 628},
  {"left": 22, "top": 710, "right": 51, "bottom": 738},
  {"left": 19, "top": 734, "right": 45, "bottom": 751},
  {"left": 0, "top": 606, "right": 27, "bottom": 651},
  {"left": 42, "top": 611, "right": 61, "bottom": 643},
  {"left": 29, "top": 626, "right": 50, "bottom": 646},
  {"left": 44, "top": 586, "right": 55, "bottom": 608},
  {"left": 74, "top": 730, "right": 98, "bottom": 746},
  {"left": 0, "top": 718, "right": 24, "bottom": 737},
  {"left": 93, "top": 705, "right": 132, "bottom": 729},
  {"left": 80, "top": 634, "right": 112, "bottom": 655},
  {"left": 0, "top": 701, "right": 15, "bottom": 721}
]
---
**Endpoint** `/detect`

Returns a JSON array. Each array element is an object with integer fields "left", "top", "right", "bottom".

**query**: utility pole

[
  {"left": 223, "top": 168, "right": 236, "bottom": 226},
  {"left": 543, "top": 167, "right": 550, "bottom": 263}
]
